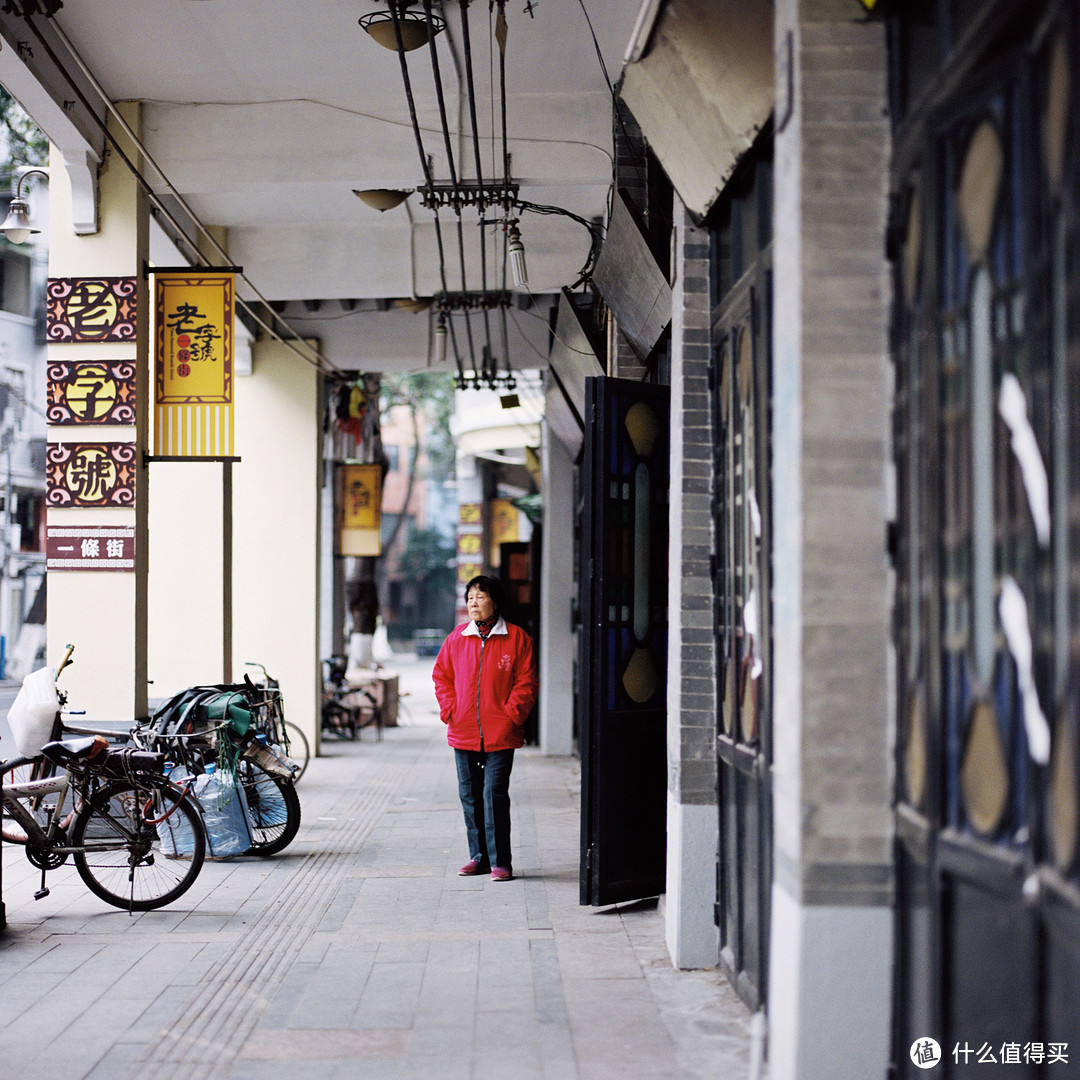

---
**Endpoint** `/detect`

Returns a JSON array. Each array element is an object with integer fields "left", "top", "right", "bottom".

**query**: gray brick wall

[{"left": 668, "top": 198, "right": 717, "bottom": 806}]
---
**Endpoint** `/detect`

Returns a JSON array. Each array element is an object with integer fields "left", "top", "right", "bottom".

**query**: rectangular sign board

[{"left": 46, "top": 526, "right": 136, "bottom": 571}]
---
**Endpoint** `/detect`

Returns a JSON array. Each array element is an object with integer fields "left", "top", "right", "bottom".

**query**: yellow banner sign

[
  {"left": 489, "top": 498, "right": 519, "bottom": 565},
  {"left": 154, "top": 271, "right": 234, "bottom": 456},
  {"left": 339, "top": 463, "right": 383, "bottom": 556}
]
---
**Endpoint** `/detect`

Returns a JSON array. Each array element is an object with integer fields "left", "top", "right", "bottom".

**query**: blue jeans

[{"left": 454, "top": 748, "right": 515, "bottom": 871}]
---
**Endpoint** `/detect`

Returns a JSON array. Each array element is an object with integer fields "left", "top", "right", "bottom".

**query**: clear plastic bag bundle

[{"left": 194, "top": 767, "right": 253, "bottom": 857}]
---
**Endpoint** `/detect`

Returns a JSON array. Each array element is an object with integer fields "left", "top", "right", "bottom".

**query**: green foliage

[
  {"left": 0, "top": 88, "right": 48, "bottom": 177},
  {"left": 399, "top": 526, "right": 456, "bottom": 586},
  {"left": 380, "top": 370, "right": 456, "bottom": 482}
]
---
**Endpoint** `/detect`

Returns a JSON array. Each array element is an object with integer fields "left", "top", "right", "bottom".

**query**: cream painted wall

[
  {"left": 146, "top": 462, "right": 225, "bottom": 695},
  {"left": 146, "top": 339, "right": 320, "bottom": 744},
  {"left": 230, "top": 339, "right": 321, "bottom": 744}
]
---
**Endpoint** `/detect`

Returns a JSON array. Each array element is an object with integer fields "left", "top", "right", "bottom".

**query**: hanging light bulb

[
  {"left": 434, "top": 310, "right": 448, "bottom": 365},
  {"left": 506, "top": 223, "right": 528, "bottom": 289}
]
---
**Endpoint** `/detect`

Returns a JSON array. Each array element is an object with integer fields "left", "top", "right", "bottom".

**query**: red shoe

[
  {"left": 491, "top": 867, "right": 513, "bottom": 882},
  {"left": 459, "top": 859, "right": 490, "bottom": 876}
]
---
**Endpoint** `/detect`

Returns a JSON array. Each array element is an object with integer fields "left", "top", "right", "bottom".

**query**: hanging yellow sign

[
  {"left": 154, "top": 271, "right": 234, "bottom": 456},
  {"left": 339, "top": 463, "right": 383, "bottom": 556},
  {"left": 489, "top": 498, "right": 519, "bottom": 565}
]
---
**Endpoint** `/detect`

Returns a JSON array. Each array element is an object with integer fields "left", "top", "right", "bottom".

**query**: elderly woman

[{"left": 432, "top": 574, "right": 538, "bottom": 881}]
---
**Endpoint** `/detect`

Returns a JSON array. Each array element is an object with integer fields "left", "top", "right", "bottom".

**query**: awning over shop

[
  {"left": 546, "top": 290, "right": 604, "bottom": 458},
  {"left": 592, "top": 190, "right": 672, "bottom": 362},
  {"left": 620, "top": 0, "right": 774, "bottom": 220}
]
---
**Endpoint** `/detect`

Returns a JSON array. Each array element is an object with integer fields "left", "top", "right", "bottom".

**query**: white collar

[{"left": 461, "top": 616, "right": 508, "bottom": 637}]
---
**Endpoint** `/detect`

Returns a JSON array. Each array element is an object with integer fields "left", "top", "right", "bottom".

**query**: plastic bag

[
  {"left": 193, "top": 768, "right": 252, "bottom": 857},
  {"left": 158, "top": 773, "right": 201, "bottom": 856},
  {"left": 7, "top": 666, "right": 60, "bottom": 756}
]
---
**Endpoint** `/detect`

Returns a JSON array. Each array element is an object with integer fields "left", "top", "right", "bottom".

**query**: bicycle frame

[{"left": 1, "top": 770, "right": 75, "bottom": 851}]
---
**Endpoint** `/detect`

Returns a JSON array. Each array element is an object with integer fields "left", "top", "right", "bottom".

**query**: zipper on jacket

[{"left": 476, "top": 636, "right": 486, "bottom": 750}]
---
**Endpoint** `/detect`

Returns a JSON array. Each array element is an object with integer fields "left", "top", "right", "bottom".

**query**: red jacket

[{"left": 432, "top": 618, "right": 538, "bottom": 751}]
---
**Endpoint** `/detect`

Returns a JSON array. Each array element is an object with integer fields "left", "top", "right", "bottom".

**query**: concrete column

[
  {"left": 665, "top": 195, "right": 719, "bottom": 969},
  {"left": 230, "top": 339, "right": 321, "bottom": 745},
  {"left": 46, "top": 104, "right": 150, "bottom": 722},
  {"left": 538, "top": 421, "right": 575, "bottom": 756},
  {"left": 768, "top": 2, "right": 893, "bottom": 1077}
]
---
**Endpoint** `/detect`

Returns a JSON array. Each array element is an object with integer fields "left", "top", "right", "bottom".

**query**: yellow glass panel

[
  {"left": 1049, "top": 714, "right": 1078, "bottom": 872},
  {"left": 903, "top": 180, "right": 922, "bottom": 302},
  {"left": 956, "top": 120, "right": 1003, "bottom": 266},
  {"left": 622, "top": 646, "right": 660, "bottom": 705},
  {"left": 737, "top": 326, "right": 753, "bottom": 407},
  {"left": 960, "top": 699, "right": 1009, "bottom": 836},
  {"left": 904, "top": 689, "right": 927, "bottom": 810},
  {"left": 721, "top": 660, "right": 735, "bottom": 737},
  {"left": 624, "top": 402, "right": 659, "bottom": 459},
  {"left": 1044, "top": 34, "right": 1069, "bottom": 196}
]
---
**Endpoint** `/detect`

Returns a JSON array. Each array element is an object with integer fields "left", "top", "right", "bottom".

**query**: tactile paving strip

[{"left": 123, "top": 738, "right": 424, "bottom": 1080}]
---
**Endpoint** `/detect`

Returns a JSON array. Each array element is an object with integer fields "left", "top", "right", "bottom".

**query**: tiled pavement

[{"left": 0, "top": 657, "right": 759, "bottom": 1080}]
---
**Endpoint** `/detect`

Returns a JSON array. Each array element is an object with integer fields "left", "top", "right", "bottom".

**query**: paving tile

[{"left": 0, "top": 661, "right": 756, "bottom": 1080}]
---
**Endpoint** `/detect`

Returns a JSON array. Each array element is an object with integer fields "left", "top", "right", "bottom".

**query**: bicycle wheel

[
  {"left": 72, "top": 778, "right": 206, "bottom": 911},
  {"left": 1, "top": 755, "right": 61, "bottom": 845},
  {"left": 237, "top": 758, "right": 300, "bottom": 855},
  {"left": 281, "top": 721, "right": 310, "bottom": 781}
]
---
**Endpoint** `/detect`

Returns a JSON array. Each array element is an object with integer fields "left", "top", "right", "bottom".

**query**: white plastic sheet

[
  {"left": 998, "top": 373, "right": 1051, "bottom": 548},
  {"left": 6, "top": 666, "right": 59, "bottom": 756},
  {"left": 998, "top": 575, "right": 1051, "bottom": 764}
]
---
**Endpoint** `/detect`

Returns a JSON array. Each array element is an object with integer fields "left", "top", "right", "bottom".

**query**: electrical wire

[
  {"left": 136, "top": 97, "right": 612, "bottom": 166},
  {"left": 575, "top": 0, "right": 614, "bottom": 97},
  {"left": 457, "top": 0, "right": 495, "bottom": 381},
  {"left": 517, "top": 199, "right": 603, "bottom": 287},
  {"left": 387, "top": 1, "right": 468, "bottom": 387},
  {"left": 420, "top": 0, "right": 481, "bottom": 385},
  {"left": 38, "top": 14, "right": 342, "bottom": 378}
]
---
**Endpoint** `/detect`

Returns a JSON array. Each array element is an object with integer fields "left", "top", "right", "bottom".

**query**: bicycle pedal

[{"left": 33, "top": 887, "right": 50, "bottom": 900}]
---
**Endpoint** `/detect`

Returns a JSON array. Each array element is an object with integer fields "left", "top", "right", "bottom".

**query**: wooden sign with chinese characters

[
  {"left": 46, "top": 526, "right": 135, "bottom": 571},
  {"left": 338, "top": 463, "right": 382, "bottom": 556},
  {"left": 47, "top": 361, "right": 137, "bottom": 425},
  {"left": 46, "top": 278, "right": 138, "bottom": 342},
  {"left": 457, "top": 561, "right": 482, "bottom": 585},
  {"left": 154, "top": 271, "right": 235, "bottom": 456},
  {"left": 45, "top": 443, "right": 137, "bottom": 508},
  {"left": 457, "top": 502, "right": 483, "bottom": 584}
]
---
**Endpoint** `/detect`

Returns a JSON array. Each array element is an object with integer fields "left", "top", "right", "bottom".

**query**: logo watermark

[{"left": 910, "top": 1038, "right": 1070, "bottom": 1069}]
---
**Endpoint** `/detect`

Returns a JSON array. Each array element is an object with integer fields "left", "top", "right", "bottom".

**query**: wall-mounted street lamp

[{"left": 0, "top": 167, "right": 48, "bottom": 244}]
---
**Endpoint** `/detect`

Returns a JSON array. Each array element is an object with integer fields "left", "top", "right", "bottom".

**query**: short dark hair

[{"left": 464, "top": 574, "right": 504, "bottom": 612}]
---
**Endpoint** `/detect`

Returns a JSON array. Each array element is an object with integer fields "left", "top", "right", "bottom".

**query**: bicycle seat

[{"left": 41, "top": 735, "right": 110, "bottom": 767}]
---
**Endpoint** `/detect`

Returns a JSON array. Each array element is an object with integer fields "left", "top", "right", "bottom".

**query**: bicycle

[
  {"left": 243, "top": 661, "right": 310, "bottom": 780},
  {"left": 321, "top": 655, "right": 383, "bottom": 741},
  {"left": 136, "top": 681, "right": 302, "bottom": 856},
  {"left": 0, "top": 735, "right": 206, "bottom": 911}
]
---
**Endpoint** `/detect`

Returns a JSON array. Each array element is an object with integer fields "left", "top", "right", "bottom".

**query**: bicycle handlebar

[{"left": 56, "top": 643, "right": 75, "bottom": 677}]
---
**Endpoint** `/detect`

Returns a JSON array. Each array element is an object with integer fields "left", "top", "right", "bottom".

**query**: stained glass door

[
  {"left": 891, "top": 7, "right": 1080, "bottom": 1073},
  {"left": 579, "top": 375, "right": 670, "bottom": 907}
]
